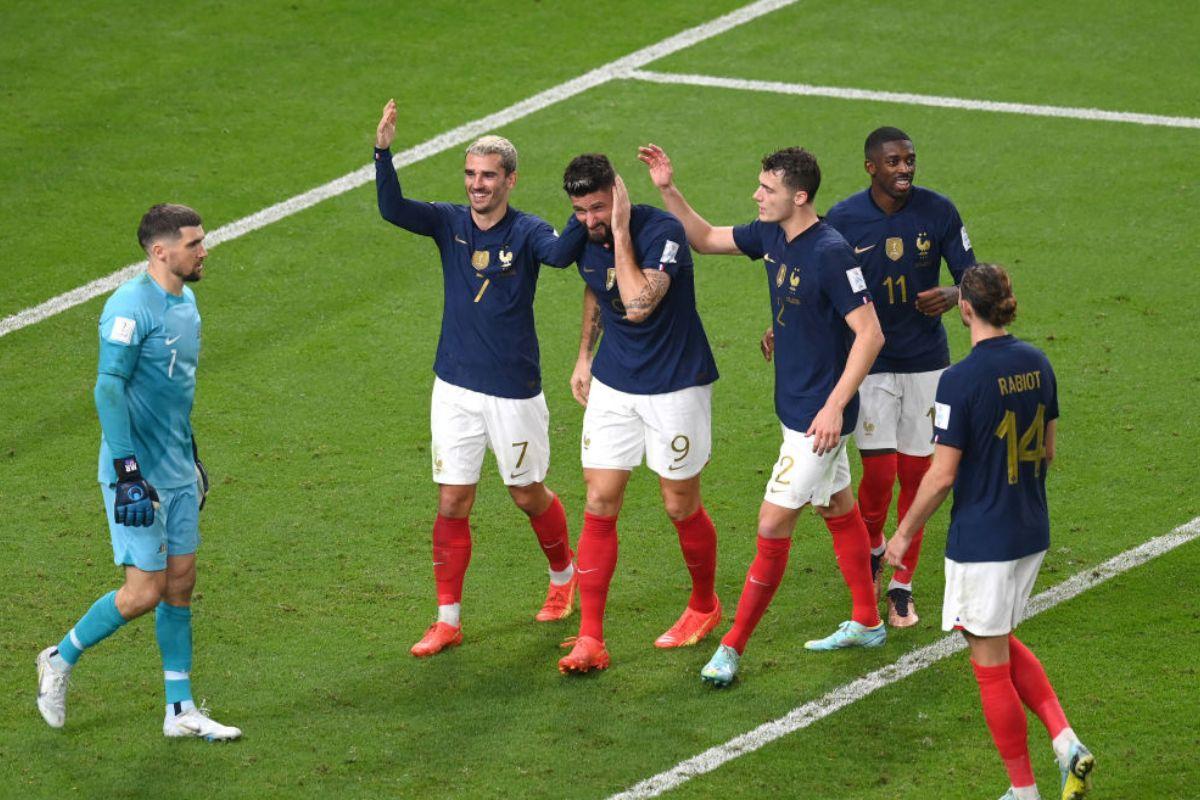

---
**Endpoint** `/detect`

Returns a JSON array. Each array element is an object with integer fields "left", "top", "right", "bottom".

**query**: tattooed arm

[
  {"left": 571, "top": 286, "right": 603, "bottom": 406},
  {"left": 610, "top": 175, "right": 672, "bottom": 324}
]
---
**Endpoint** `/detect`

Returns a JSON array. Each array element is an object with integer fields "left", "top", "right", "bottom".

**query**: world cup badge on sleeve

[{"left": 606, "top": 268, "right": 616, "bottom": 291}]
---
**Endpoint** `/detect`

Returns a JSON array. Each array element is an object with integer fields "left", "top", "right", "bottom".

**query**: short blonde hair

[{"left": 466, "top": 135, "right": 518, "bottom": 174}]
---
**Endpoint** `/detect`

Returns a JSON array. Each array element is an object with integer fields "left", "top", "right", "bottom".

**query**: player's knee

[
  {"left": 660, "top": 490, "right": 700, "bottom": 521},
  {"left": 120, "top": 583, "right": 166, "bottom": 617},
  {"left": 437, "top": 485, "right": 475, "bottom": 517},
  {"left": 584, "top": 485, "right": 621, "bottom": 517},
  {"left": 508, "top": 482, "right": 550, "bottom": 516}
]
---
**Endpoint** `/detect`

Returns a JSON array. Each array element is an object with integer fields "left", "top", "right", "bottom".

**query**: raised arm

[
  {"left": 533, "top": 215, "right": 587, "bottom": 269},
  {"left": 571, "top": 286, "right": 602, "bottom": 406},
  {"left": 609, "top": 175, "right": 671, "bottom": 324},
  {"left": 637, "top": 144, "right": 740, "bottom": 255},
  {"left": 374, "top": 99, "right": 441, "bottom": 236},
  {"left": 806, "top": 302, "right": 885, "bottom": 455}
]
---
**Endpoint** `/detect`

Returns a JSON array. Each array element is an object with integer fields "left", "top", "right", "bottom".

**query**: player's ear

[
  {"left": 794, "top": 189, "right": 809, "bottom": 208},
  {"left": 865, "top": 159, "right": 876, "bottom": 177}
]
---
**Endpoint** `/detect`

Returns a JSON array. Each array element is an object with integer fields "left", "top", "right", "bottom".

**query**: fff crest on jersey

[
  {"left": 916, "top": 232, "right": 931, "bottom": 256},
  {"left": 788, "top": 269, "right": 801, "bottom": 290},
  {"left": 774, "top": 262, "right": 788, "bottom": 288},
  {"left": 885, "top": 237, "right": 904, "bottom": 261},
  {"left": 471, "top": 250, "right": 490, "bottom": 270},
  {"left": 605, "top": 267, "right": 616, "bottom": 291},
  {"left": 498, "top": 247, "right": 514, "bottom": 269}
]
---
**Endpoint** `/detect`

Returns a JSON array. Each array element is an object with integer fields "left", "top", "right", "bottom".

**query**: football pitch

[{"left": 2, "top": 1, "right": 1198, "bottom": 798}]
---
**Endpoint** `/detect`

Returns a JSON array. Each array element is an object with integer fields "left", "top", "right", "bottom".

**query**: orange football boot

[
  {"left": 410, "top": 622, "right": 463, "bottom": 657},
  {"left": 557, "top": 635, "right": 610, "bottom": 674},
  {"left": 536, "top": 573, "right": 578, "bottom": 622},
  {"left": 654, "top": 598, "right": 722, "bottom": 648}
]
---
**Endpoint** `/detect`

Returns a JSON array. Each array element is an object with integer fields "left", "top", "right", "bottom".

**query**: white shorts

[
  {"left": 581, "top": 378, "right": 712, "bottom": 480},
  {"left": 430, "top": 378, "right": 550, "bottom": 486},
  {"left": 941, "top": 550, "right": 1046, "bottom": 636},
  {"left": 762, "top": 426, "right": 852, "bottom": 510},
  {"left": 853, "top": 369, "right": 944, "bottom": 456}
]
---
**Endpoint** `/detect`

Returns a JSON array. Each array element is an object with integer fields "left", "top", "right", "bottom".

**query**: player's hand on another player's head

[
  {"left": 637, "top": 144, "right": 674, "bottom": 189},
  {"left": 805, "top": 404, "right": 843, "bottom": 456},
  {"left": 915, "top": 285, "right": 959, "bottom": 316},
  {"left": 570, "top": 358, "right": 593, "bottom": 407},
  {"left": 611, "top": 174, "right": 631, "bottom": 231},
  {"left": 376, "top": 98, "right": 398, "bottom": 149},
  {"left": 760, "top": 327, "right": 774, "bottom": 362}
]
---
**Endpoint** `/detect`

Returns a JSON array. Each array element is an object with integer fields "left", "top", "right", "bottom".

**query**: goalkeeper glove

[
  {"left": 113, "top": 456, "right": 159, "bottom": 527},
  {"left": 192, "top": 436, "right": 210, "bottom": 511}
]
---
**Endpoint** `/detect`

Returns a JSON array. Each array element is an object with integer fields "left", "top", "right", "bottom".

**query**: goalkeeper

[{"left": 35, "top": 204, "right": 241, "bottom": 741}]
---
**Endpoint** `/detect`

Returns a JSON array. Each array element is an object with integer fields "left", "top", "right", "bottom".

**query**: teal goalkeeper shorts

[{"left": 101, "top": 481, "right": 201, "bottom": 571}]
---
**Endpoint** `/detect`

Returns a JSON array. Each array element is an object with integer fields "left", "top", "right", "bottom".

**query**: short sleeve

[
  {"left": 732, "top": 220, "right": 765, "bottom": 260},
  {"left": 638, "top": 219, "right": 688, "bottom": 277},
  {"left": 1044, "top": 359, "right": 1059, "bottom": 421},
  {"left": 933, "top": 368, "right": 970, "bottom": 450},
  {"left": 97, "top": 297, "right": 149, "bottom": 379},
  {"left": 940, "top": 200, "right": 976, "bottom": 282},
  {"left": 818, "top": 240, "right": 873, "bottom": 317}
]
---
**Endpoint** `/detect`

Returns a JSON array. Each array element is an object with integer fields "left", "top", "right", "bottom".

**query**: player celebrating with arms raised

[
  {"left": 825, "top": 127, "right": 976, "bottom": 626},
  {"left": 374, "top": 100, "right": 585, "bottom": 657},
  {"left": 556, "top": 155, "right": 722, "bottom": 675},
  {"left": 638, "top": 143, "right": 886, "bottom": 686},
  {"left": 885, "top": 264, "right": 1093, "bottom": 800},
  {"left": 36, "top": 204, "right": 240, "bottom": 740}
]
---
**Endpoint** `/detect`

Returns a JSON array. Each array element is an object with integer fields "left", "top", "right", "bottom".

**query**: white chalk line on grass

[
  {"left": 627, "top": 69, "right": 1200, "bottom": 130},
  {"left": 0, "top": 0, "right": 797, "bottom": 341},
  {"left": 609, "top": 515, "right": 1200, "bottom": 800}
]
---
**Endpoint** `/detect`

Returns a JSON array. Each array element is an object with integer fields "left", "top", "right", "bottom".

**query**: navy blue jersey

[
  {"left": 578, "top": 205, "right": 718, "bottom": 394},
  {"left": 934, "top": 335, "right": 1059, "bottom": 562},
  {"left": 825, "top": 186, "right": 975, "bottom": 374},
  {"left": 375, "top": 147, "right": 584, "bottom": 399},
  {"left": 732, "top": 219, "right": 873, "bottom": 434}
]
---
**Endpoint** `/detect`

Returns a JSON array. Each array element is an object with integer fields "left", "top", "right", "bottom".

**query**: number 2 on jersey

[{"left": 994, "top": 403, "right": 1046, "bottom": 484}]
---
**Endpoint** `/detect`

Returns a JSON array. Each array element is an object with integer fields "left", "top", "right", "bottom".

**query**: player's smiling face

[
  {"left": 463, "top": 153, "right": 516, "bottom": 215},
  {"left": 753, "top": 170, "right": 804, "bottom": 223},
  {"left": 165, "top": 225, "right": 207, "bottom": 283},
  {"left": 868, "top": 140, "right": 916, "bottom": 200},
  {"left": 570, "top": 189, "right": 613, "bottom": 244}
]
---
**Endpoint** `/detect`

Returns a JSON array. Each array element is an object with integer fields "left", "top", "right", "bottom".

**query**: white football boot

[
  {"left": 36, "top": 646, "right": 70, "bottom": 728},
  {"left": 163, "top": 702, "right": 242, "bottom": 741}
]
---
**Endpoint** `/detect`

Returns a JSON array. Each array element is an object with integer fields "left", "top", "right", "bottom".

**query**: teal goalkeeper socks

[
  {"left": 57, "top": 590, "right": 128, "bottom": 666},
  {"left": 155, "top": 602, "right": 193, "bottom": 705}
]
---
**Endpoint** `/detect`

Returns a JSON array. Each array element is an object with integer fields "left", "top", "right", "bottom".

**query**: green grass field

[{"left": 2, "top": 1, "right": 1198, "bottom": 798}]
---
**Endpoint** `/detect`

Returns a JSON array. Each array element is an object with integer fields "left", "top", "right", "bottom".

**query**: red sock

[
  {"left": 672, "top": 506, "right": 718, "bottom": 613},
  {"left": 894, "top": 454, "right": 931, "bottom": 584},
  {"left": 973, "top": 660, "right": 1036, "bottom": 789},
  {"left": 858, "top": 453, "right": 897, "bottom": 550},
  {"left": 824, "top": 504, "right": 882, "bottom": 627},
  {"left": 721, "top": 536, "right": 791, "bottom": 655},
  {"left": 529, "top": 493, "right": 573, "bottom": 573},
  {"left": 1008, "top": 635, "right": 1069, "bottom": 739},
  {"left": 576, "top": 512, "right": 618, "bottom": 641},
  {"left": 432, "top": 514, "right": 472, "bottom": 607}
]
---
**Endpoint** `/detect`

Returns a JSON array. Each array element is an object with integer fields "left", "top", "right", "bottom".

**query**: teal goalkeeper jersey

[{"left": 96, "top": 273, "right": 201, "bottom": 488}]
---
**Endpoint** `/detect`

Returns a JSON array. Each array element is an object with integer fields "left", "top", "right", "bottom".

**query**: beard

[{"left": 586, "top": 224, "right": 610, "bottom": 244}]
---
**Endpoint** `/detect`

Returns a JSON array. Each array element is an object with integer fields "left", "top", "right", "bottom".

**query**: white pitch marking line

[
  {"left": 609, "top": 515, "right": 1200, "bottom": 800},
  {"left": 626, "top": 69, "right": 1200, "bottom": 130},
  {"left": 0, "top": 0, "right": 798, "bottom": 340}
]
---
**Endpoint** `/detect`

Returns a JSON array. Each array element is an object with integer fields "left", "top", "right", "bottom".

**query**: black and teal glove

[{"left": 113, "top": 456, "right": 159, "bottom": 527}]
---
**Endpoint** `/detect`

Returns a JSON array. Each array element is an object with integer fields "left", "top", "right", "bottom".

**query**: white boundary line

[
  {"left": 609, "top": 515, "right": 1200, "bottom": 800},
  {"left": 0, "top": 0, "right": 797, "bottom": 341},
  {"left": 627, "top": 69, "right": 1200, "bottom": 129}
]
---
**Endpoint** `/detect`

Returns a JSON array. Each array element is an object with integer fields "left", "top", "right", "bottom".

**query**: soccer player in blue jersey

[
  {"left": 35, "top": 204, "right": 240, "bottom": 740},
  {"left": 824, "top": 127, "right": 976, "bottom": 627},
  {"left": 555, "top": 154, "right": 722, "bottom": 674},
  {"left": 637, "top": 143, "right": 886, "bottom": 686},
  {"left": 885, "top": 264, "right": 1093, "bottom": 800},
  {"left": 374, "top": 100, "right": 586, "bottom": 657}
]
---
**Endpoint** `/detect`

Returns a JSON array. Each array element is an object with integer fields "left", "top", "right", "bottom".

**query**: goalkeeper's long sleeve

[
  {"left": 94, "top": 372, "right": 135, "bottom": 458},
  {"left": 375, "top": 147, "right": 441, "bottom": 236}
]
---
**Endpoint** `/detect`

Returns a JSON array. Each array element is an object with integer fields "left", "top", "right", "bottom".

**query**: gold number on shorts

[
  {"left": 994, "top": 403, "right": 1046, "bottom": 484},
  {"left": 773, "top": 455, "right": 795, "bottom": 485},
  {"left": 671, "top": 434, "right": 690, "bottom": 464},
  {"left": 512, "top": 440, "right": 529, "bottom": 470}
]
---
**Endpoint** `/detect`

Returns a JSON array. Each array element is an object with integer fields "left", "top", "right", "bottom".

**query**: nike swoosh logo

[
  {"left": 455, "top": 236, "right": 468, "bottom": 245},
  {"left": 165, "top": 335, "right": 181, "bottom": 345},
  {"left": 854, "top": 245, "right": 876, "bottom": 255},
  {"left": 668, "top": 463, "right": 687, "bottom": 471},
  {"left": 749, "top": 577, "right": 769, "bottom": 586},
  {"left": 432, "top": 561, "right": 446, "bottom": 566},
  {"left": 582, "top": 267, "right": 596, "bottom": 273},
  {"left": 509, "top": 470, "right": 530, "bottom": 480},
  {"left": 768, "top": 487, "right": 788, "bottom": 494},
  {"left": 577, "top": 567, "right": 597, "bottom": 574}
]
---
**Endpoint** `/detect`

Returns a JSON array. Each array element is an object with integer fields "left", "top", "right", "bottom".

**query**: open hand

[
  {"left": 376, "top": 99, "right": 397, "bottom": 149},
  {"left": 637, "top": 143, "right": 675, "bottom": 189}
]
